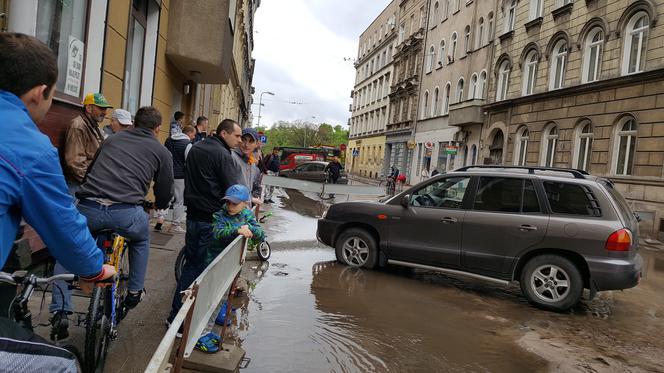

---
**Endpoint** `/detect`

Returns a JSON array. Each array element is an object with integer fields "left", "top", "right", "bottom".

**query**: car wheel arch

[
  {"left": 334, "top": 222, "right": 381, "bottom": 250},
  {"left": 512, "top": 248, "right": 591, "bottom": 289}
]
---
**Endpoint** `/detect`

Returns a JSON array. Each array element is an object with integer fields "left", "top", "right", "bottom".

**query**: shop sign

[
  {"left": 446, "top": 146, "right": 458, "bottom": 155},
  {"left": 65, "top": 36, "right": 84, "bottom": 97},
  {"left": 352, "top": 149, "right": 360, "bottom": 157}
]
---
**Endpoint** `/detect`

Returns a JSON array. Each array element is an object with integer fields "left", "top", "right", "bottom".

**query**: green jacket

[{"left": 208, "top": 204, "right": 265, "bottom": 263}]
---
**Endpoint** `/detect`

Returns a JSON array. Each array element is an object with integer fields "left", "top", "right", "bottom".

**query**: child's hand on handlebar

[{"left": 79, "top": 264, "right": 117, "bottom": 294}]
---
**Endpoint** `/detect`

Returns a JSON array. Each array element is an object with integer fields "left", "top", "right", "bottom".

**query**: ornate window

[
  {"left": 450, "top": 32, "right": 458, "bottom": 61},
  {"left": 433, "top": 87, "right": 440, "bottom": 116},
  {"left": 613, "top": 118, "right": 638, "bottom": 175},
  {"left": 443, "top": 82, "right": 451, "bottom": 114},
  {"left": 574, "top": 121, "right": 593, "bottom": 171},
  {"left": 477, "top": 18, "right": 484, "bottom": 49},
  {"left": 478, "top": 71, "right": 487, "bottom": 98},
  {"left": 456, "top": 78, "right": 465, "bottom": 103},
  {"left": 488, "top": 12, "right": 494, "bottom": 40},
  {"left": 496, "top": 60, "right": 510, "bottom": 101},
  {"left": 504, "top": 0, "right": 516, "bottom": 33},
  {"left": 522, "top": 50, "right": 538, "bottom": 95},
  {"left": 422, "top": 90, "right": 430, "bottom": 119},
  {"left": 623, "top": 12, "right": 649, "bottom": 75},
  {"left": 469, "top": 73, "right": 478, "bottom": 100},
  {"left": 439, "top": 40, "right": 446, "bottom": 66},
  {"left": 582, "top": 28, "right": 604, "bottom": 83},
  {"left": 427, "top": 45, "right": 435, "bottom": 73},
  {"left": 464, "top": 25, "right": 471, "bottom": 53},
  {"left": 541, "top": 124, "right": 559, "bottom": 167},
  {"left": 549, "top": 40, "right": 567, "bottom": 90},
  {"left": 515, "top": 126, "right": 529, "bottom": 166},
  {"left": 432, "top": 2, "right": 440, "bottom": 25},
  {"left": 530, "top": 0, "right": 544, "bottom": 20}
]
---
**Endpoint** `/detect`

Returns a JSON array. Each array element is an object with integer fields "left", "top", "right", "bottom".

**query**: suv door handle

[
  {"left": 441, "top": 217, "right": 458, "bottom": 224},
  {"left": 519, "top": 225, "right": 538, "bottom": 232}
]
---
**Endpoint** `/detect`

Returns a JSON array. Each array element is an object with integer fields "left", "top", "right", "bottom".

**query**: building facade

[
  {"left": 347, "top": 0, "right": 398, "bottom": 179},
  {"left": 483, "top": 0, "right": 664, "bottom": 237},
  {"left": 385, "top": 0, "right": 429, "bottom": 181},
  {"left": 411, "top": 0, "right": 498, "bottom": 184},
  {"left": 5, "top": 0, "right": 256, "bottom": 146}
]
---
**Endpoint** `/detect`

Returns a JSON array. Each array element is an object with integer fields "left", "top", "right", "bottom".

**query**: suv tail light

[{"left": 606, "top": 229, "right": 632, "bottom": 251}]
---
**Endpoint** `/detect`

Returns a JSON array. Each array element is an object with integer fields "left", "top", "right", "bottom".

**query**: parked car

[
  {"left": 280, "top": 161, "right": 348, "bottom": 184},
  {"left": 317, "top": 165, "right": 643, "bottom": 312}
]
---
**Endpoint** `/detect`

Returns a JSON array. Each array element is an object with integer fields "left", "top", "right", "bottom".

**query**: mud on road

[{"left": 229, "top": 191, "right": 664, "bottom": 373}]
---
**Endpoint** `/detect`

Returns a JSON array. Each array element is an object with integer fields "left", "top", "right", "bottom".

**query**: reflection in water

[{"left": 236, "top": 248, "right": 546, "bottom": 373}]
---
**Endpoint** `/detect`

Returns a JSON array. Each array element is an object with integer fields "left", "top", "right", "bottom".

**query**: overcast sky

[{"left": 251, "top": 0, "right": 392, "bottom": 128}]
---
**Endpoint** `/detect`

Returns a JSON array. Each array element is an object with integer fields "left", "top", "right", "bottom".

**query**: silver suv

[{"left": 317, "top": 166, "right": 643, "bottom": 312}]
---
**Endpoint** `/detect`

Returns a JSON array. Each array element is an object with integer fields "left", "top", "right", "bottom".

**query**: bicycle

[
  {"left": 0, "top": 270, "right": 83, "bottom": 371},
  {"left": 385, "top": 177, "right": 396, "bottom": 196},
  {"left": 83, "top": 230, "right": 130, "bottom": 373}
]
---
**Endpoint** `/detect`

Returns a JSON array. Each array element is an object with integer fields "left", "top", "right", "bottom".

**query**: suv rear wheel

[
  {"left": 520, "top": 255, "right": 583, "bottom": 312},
  {"left": 335, "top": 228, "right": 378, "bottom": 269}
]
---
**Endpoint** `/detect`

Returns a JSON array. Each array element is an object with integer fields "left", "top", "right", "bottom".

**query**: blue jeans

[
  {"left": 50, "top": 203, "right": 150, "bottom": 313},
  {"left": 169, "top": 217, "right": 213, "bottom": 321}
]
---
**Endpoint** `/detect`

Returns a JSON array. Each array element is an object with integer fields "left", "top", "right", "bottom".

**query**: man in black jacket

[{"left": 167, "top": 119, "right": 243, "bottom": 325}]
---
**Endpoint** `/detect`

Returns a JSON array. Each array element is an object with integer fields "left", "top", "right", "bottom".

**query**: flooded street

[{"left": 230, "top": 192, "right": 664, "bottom": 372}]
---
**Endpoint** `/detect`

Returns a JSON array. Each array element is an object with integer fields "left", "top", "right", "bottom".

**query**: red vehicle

[{"left": 277, "top": 147, "right": 341, "bottom": 171}]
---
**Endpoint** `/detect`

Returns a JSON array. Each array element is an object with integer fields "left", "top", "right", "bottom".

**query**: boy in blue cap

[{"left": 196, "top": 184, "right": 265, "bottom": 353}]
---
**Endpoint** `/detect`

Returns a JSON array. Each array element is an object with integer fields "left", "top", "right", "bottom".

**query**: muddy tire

[
  {"left": 335, "top": 228, "right": 378, "bottom": 269},
  {"left": 520, "top": 255, "right": 583, "bottom": 312}
]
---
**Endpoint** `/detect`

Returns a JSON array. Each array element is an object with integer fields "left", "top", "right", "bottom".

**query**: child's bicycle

[{"left": 174, "top": 212, "right": 272, "bottom": 281}]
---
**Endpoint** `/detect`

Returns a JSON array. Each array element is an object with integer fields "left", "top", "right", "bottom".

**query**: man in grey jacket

[
  {"left": 50, "top": 107, "right": 173, "bottom": 337},
  {"left": 234, "top": 127, "right": 263, "bottom": 206}
]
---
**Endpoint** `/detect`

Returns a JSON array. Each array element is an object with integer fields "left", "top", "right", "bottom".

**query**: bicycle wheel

[
  {"left": 174, "top": 245, "right": 186, "bottom": 281},
  {"left": 115, "top": 245, "right": 130, "bottom": 322},
  {"left": 257, "top": 241, "right": 271, "bottom": 261},
  {"left": 84, "top": 286, "right": 111, "bottom": 373}
]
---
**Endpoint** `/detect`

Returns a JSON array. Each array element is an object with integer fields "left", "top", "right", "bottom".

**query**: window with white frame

[
  {"left": 422, "top": 90, "right": 429, "bottom": 119},
  {"left": 582, "top": 28, "right": 604, "bottom": 83},
  {"left": 443, "top": 82, "right": 451, "bottom": 114},
  {"left": 515, "top": 126, "right": 529, "bottom": 166},
  {"left": 488, "top": 12, "right": 494, "bottom": 40},
  {"left": 496, "top": 60, "right": 510, "bottom": 101},
  {"left": 614, "top": 118, "right": 637, "bottom": 175},
  {"left": 558, "top": 0, "right": 573, "bottom": 7},
  {"left": 478, "top": 71, "right": 487, "bottom": 98},
  {"left": 477, "top": 17, "right": 484, "bottom": 49},
  {"left": 450, "top": 32, "right": 458, "bottom": 61},
  {"left": 522, "top": 50, "right": 538, "bottom": 95},
  {"left": 456, "top": 78, "right": 465, "bottom": 103},
  {"left": 464, "top": 25, "right": 471, "bottom": 53},
  {"left": 455, "top": 0, "right": 461, "bottom": 12},
  {"left": 399, "top": 23, "right": 406, "bottom": 43},
  {"left": 469, "top": 74, "right": 478, "bottom": 100},
  {"left": 504, "top": 0, "right": 516, "bottom": 33},
  {"left": 541, "top": 124, "right": 559, "bottom": 167},
  {"left": 623, "top": 12, "right": 649, "bottom": 75},
  {"left": 432, "top": 2, "right": 440, "bottom": 25},
  {"left": 439, "top": 39, "right": 446, "bottom": 66},
  {"left": 420, "top": 6, "right": 426, "bottom": 28},
  {"left": 433, "top": 87, "right": 440, "bottom": 116},
  {"left": 574, "top": 121, "right": 593, "bottom": 171},
  {"left": 427, "top": 45, "right": 435, "bottom": 73},
  {"left": 444, "top": 0, "right": 450, "bottom": 19},
  {"left": 549, "top": 40, "right": 567, "bottom": 90},
  {"left": 530, "top": 0, "right": 543, "bottom": 20},
  {"left": 470, "top": 144, "right": 477, "bottom": 165}
]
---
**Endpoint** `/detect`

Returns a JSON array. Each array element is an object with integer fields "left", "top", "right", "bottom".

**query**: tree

[{"left": 258, "top": 120, "right": 348, "bottom": 153}]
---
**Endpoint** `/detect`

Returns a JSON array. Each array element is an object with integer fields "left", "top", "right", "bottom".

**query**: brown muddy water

[{"left": 229, "top": 246, "right": 664, "bottom": 373}]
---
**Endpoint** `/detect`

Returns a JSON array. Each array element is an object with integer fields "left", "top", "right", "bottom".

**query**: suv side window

[
  {"left": 543, "top": 181, "right": 601, "bottom": 217},
  {"left": 311, "top": 163, "right": 325, "bottom": 172},
  {"left": 473, "top": 177, "right": 541, "bottom": 213},
  {"left": 410, "top": 177, "right": 470, "bottom": 209}
]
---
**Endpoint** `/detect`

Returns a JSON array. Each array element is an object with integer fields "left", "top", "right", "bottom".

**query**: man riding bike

[{"left": 0, "top": 32, "right": 116, "bottom": 369}]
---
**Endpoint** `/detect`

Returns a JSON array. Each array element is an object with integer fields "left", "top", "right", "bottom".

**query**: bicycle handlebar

[{"left": 0, "top": 271, "right": 78, "bottom": 286}]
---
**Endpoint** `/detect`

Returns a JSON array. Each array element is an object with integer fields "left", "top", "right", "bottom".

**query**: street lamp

[{"left": 257, "top": 91, "right": 275, "bottom": 126}]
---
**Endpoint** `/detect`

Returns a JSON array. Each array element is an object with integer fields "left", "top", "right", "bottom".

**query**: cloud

[{"left": 251, "top": 0, "right": 392, "bottom": 128}]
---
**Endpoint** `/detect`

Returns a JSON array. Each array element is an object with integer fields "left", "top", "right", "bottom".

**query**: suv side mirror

[{"left": 401, "top": 194, "right": 411, "bottom": 208}]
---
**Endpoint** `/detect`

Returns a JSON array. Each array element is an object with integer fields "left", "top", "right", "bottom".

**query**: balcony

[
  {"left": 448, "top": 99, "right": 485, "bottom": 127},
  {"left": 166, "top": 0, "right": 234, "bottom": 84}
]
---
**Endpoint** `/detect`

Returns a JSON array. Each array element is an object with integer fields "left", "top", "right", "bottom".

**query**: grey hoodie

[{"left": 232, "top": 148, "right": 262, "bottom": 199}]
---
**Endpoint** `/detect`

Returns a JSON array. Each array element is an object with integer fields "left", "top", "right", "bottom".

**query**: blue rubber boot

[{"left": 214, "top": 302, "right": 236, "bottom": 326}]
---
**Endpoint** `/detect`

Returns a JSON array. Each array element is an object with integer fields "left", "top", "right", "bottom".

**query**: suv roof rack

[{"left": 453, "top": 165, "right": 589, "bottom": 179}]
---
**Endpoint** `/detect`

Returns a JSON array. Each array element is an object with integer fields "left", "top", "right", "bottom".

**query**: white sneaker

[{"left": 168, "top": 225, "right": 186, "bottom": 234}]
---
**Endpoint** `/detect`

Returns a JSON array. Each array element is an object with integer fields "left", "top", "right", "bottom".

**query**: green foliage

[{"left": 257, "top": 120, "right": 349, "bottom": 153}]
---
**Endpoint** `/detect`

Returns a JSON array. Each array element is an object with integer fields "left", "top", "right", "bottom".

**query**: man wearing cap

[
  {"left": 233, "top": 127, "right": 263, "bottom": 206},
  {"left": 63, "top": 93, "right": 112, "bottom": 194},
  {"left": 103, "top": 108, "right": 133, "bottom": 138}
]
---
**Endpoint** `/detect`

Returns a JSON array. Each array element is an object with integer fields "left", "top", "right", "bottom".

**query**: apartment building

[
  {"left": 384, "top": 0, "right": 429, "bottom": 180},
  {"left": 483, "top": 0, "right": 664, "bottom": 237},
  {"left": 347, "top": 0, "right": 399, "bottom": 179},
  {"left": 411, "top": 0, "right": 498, "bottom": 183}
]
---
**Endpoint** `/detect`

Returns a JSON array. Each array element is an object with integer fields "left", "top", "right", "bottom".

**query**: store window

[
  {"left": 123, "top": 0, "right": 149, "bottom": 115},
  {"left": 36, "top": 0, "right": 88, "bottom": 98}
]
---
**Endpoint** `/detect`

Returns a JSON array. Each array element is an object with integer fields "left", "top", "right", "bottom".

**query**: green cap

[{"left": 82, "top": 93, "right": 113, "bottom": 108}]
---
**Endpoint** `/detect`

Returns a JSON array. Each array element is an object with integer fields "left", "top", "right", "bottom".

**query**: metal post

[
  {"left": 174, "top": 284, "right": 198, "bottom": 373},
  {"left": 219, "top": 274, "right": 240, "bottom": 348}
]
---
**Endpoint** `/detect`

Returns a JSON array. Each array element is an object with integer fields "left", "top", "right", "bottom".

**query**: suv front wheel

[
  {"left": 335, "top": 228, "right": 378, "bottom": 269},
  {"left": 520, "top": 255, "right": 584, "bottom": 312}
]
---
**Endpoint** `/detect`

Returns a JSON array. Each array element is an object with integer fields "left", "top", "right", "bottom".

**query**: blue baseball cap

[
  {"left": 223, "top": 184, "right": 250, "bottom": 204},
  {"left": 242, "top": 127, "right": 259, "bottom": 141}
]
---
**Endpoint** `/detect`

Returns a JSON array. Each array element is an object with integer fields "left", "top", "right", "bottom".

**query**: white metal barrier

[
  {"left": 261, "top": 175, "right": 384, "bottom": 196},
  {"left": 145, "top": 236, "right": 246, "bottom": 372}
]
